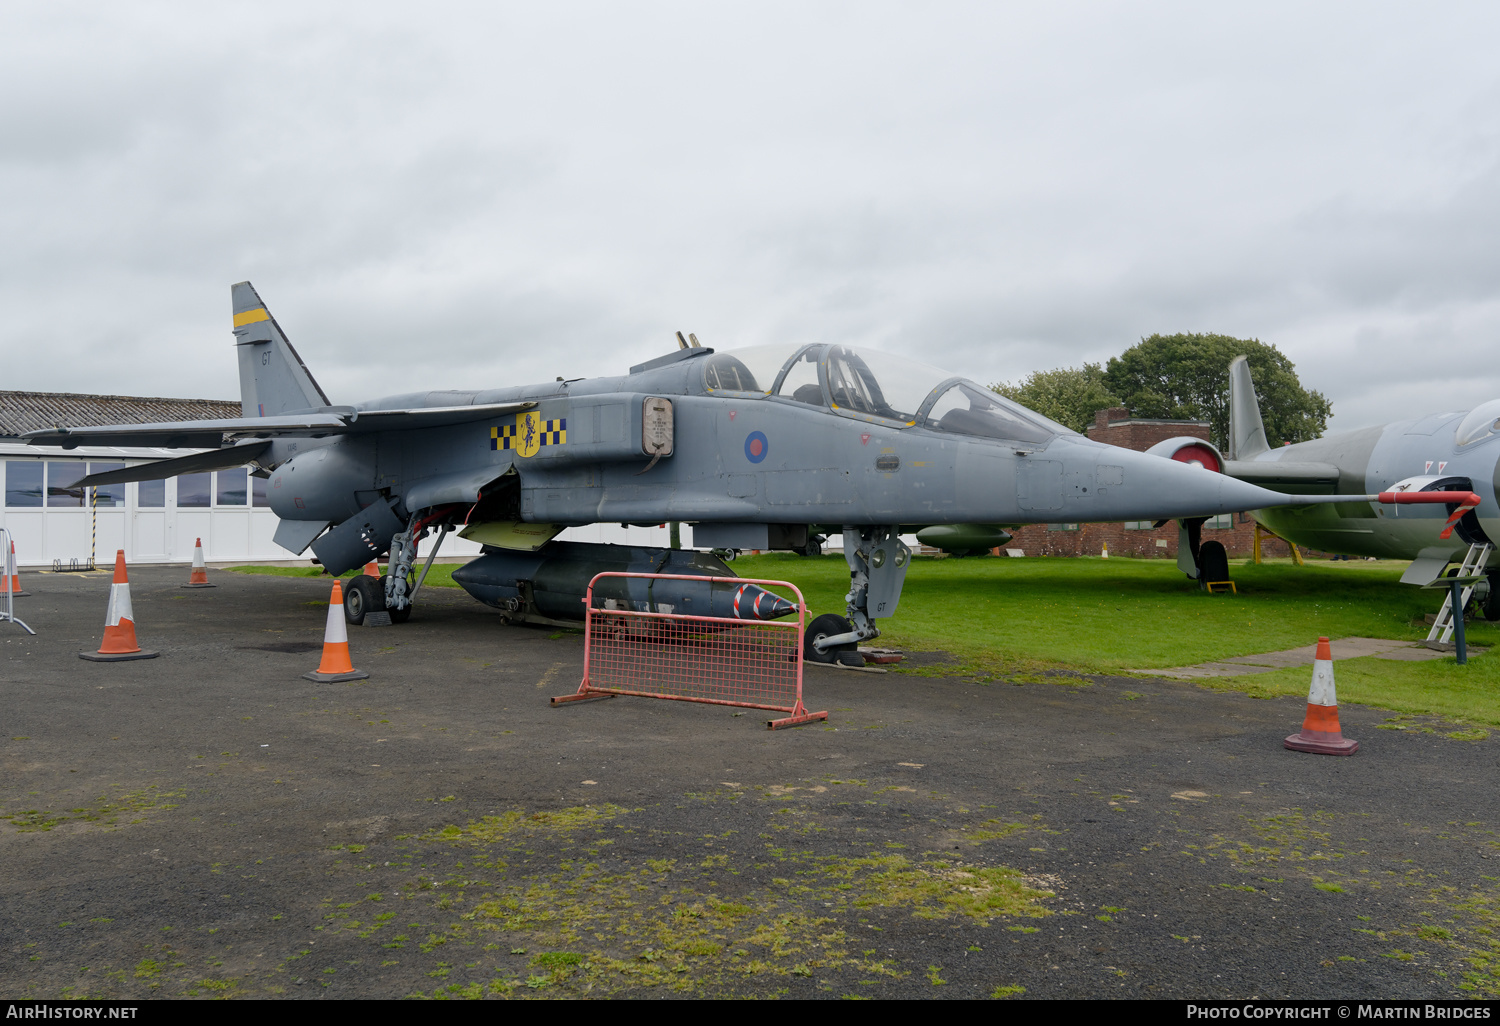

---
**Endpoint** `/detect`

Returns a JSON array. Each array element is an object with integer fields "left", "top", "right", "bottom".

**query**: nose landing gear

[{"left": 807, "top": 525, "right": 911, "bottom": 664}]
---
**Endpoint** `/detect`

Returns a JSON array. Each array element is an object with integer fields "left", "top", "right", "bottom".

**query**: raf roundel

[{"left": 744, "top": 430, "right": 769, "bottom": 464}]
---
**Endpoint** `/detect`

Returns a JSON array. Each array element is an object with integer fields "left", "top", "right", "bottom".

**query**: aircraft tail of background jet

[
  {"left": 232, "top": 281, "right": 332, "bottom": 418},
  {"left": 1228, "top": 355, "right": 1270, "bottom": 460}
]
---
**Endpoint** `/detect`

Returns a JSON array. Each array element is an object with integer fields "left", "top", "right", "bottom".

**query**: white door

[{"left": 132, "top": 511, "right": 168, "bottom": 562}]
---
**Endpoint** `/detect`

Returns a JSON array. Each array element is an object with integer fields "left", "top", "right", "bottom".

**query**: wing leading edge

[{"left": 23, "top": 401, "right": 538, "bottom": 450}]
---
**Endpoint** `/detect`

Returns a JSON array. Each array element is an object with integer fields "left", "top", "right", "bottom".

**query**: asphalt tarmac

[{"left": 2, "top": 566, "right": 1497, "bottom": 1000}]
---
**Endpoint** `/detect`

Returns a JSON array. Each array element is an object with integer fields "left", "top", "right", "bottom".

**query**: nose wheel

[{"left": 804, "top": 613, "right": 861, "bottom": 666}]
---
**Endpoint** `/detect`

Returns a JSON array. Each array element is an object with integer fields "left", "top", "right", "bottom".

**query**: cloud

[{"left": 2, "top": 1, "right": 1499, "bottom": 436}]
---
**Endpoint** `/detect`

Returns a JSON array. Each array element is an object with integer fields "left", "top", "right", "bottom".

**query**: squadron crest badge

[{"left": 492, "top": 412, "right": 566, "bottom": 458}]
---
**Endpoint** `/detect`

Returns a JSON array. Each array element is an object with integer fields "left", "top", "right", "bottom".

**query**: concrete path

[{"left": 1135, "top": 636, "right": 1474, "bottom": 679}]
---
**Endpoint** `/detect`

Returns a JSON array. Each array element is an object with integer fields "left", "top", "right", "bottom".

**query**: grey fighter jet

[
  {"left": 1144, "top": 357, "right": 1500, "bottom": 608},
  {"left": 26, "top": 284, "right": 1454, "bottom": 662}
]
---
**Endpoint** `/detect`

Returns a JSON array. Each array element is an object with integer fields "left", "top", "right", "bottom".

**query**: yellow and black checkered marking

[{"left": 491, "top": 413, "right": 566, "bottom": 458}]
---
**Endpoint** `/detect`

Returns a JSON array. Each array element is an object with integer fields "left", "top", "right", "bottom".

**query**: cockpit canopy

[
  {"left": 701, "top": 343, "right": 1070, "bottom": 445},
  {"left": 1455, "top": 399, "right": 1500, "bottom": 447}
]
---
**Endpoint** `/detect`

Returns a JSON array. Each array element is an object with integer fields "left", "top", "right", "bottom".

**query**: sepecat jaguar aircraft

[{"left": 25, "top": 284, "right": 1471, "bottom": 663}]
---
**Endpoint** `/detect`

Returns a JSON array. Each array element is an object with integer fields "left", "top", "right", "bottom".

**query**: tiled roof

[{"left": 0, "top": 391, "right": 241, "bottom": 438}]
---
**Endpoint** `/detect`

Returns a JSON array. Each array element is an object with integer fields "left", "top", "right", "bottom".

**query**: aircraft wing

[
  {"left": 23, "top": 401, "right": 537, "bottom": 449},
  {"left": 1222, "top": 459, "right": 1341, "bottom": 488},
  {"left": 342, "top": 402, "right": 537, "bottom": 431}
]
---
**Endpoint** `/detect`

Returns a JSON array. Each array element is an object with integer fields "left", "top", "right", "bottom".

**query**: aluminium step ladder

[{"left": 1427, "top": 541, "right": 1494, "bottom": 645}]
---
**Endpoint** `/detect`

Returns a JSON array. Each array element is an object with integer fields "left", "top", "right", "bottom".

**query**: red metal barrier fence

[{"left": 551, "top": 572, "right": 827, "bottom": 730}]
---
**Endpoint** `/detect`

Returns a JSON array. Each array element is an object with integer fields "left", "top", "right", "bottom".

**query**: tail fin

[
  {"left": 1228, "top": 355, "right": 1270, "bottom": 460},
  {"left": 232, "top": 281, "right": 332, "bottom": 418}
]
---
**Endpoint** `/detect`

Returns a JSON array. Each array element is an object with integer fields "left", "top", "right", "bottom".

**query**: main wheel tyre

[
  {"left": 1484, "top": 572, "right": 1500, "bottom": 622},
  {"left": 1197, "top": 540, "right": 1230, "bottom": 585},
  {"left": 344, "top": 576, "right": 383, "bottom": 626},
  {"left": 804, "top": 612, "right": 856, "bottom": 665}
]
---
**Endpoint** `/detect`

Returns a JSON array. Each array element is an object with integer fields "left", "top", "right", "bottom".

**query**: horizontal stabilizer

[
  {"left": 74, "top": 441, "right": 273, "bottom": 488},
  {"left": 24, "top": 402, "right": 536, "bottom": 449}
]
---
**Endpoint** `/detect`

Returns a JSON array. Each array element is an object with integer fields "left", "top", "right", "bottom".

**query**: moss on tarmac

[{"left": 5, "top": 564, "right": 1498, "bottom": 998}]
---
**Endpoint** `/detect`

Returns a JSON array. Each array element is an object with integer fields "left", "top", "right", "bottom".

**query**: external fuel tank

[{"left": 450, "top": 541, "right": 798, "bottom": 625}]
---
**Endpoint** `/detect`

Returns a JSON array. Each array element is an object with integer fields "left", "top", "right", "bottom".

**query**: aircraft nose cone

[
  {"left": 1078, "top": 441, "right": 1290, "bottom": 520},
  {"left": 731, "top": 583, "right": 798, "bottom": 621}
]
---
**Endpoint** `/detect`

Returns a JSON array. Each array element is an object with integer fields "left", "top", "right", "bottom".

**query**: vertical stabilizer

[
  {"left": 232, "top": 282, "right": 332, "bottom": 418},
  {"left": 1228, "top": 355, "right": 1270, "bottom": 460}
]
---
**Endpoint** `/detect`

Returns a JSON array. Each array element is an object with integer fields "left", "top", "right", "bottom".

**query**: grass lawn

[
  {"left": 232, "top": 562, "right": 466, "bottom": 589},
  {"left": 230, "top": 553, "right": 1500, "bottom": 726}
]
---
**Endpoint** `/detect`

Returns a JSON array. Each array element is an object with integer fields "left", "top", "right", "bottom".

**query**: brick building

[{"left": 1003, "top": 407, "right": 1295, "bottom": 560}]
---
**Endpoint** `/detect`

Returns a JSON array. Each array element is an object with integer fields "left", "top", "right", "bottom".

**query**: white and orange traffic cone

[
  {"left": 2, "top": 540, "right": 27, "bottom": 597},
  {"left": 1101, "top": 542, "right": 1109, "bottom": 559},
  {"left": 80, "top": 550, "right": 159, "bottom": 662},
  {"left": 182, "top": 538, "right": 215, "bottom": 588},
  {"left": 364, "top": 562, "right": 380, "bottom": 577},
  {"left": 302, "top": 581, "right": 369, "bottom": 682},
  {"left": 1284, "top": 637, "right": 1358, "bottom": 756}
]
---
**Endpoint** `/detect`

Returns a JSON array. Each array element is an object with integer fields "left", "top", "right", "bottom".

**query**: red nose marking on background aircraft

[{"left": 1170, "top": 443, "right": 1221, "bottom": 474}]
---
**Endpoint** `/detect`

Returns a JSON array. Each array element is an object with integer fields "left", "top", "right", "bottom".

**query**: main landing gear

[{"left": 342, "top": 515, "right": 452, "bottom": 626}]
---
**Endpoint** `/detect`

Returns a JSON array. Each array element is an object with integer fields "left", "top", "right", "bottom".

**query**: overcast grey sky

[{"left": 3, "top": 2, "right": 1498, "bottom": 432}]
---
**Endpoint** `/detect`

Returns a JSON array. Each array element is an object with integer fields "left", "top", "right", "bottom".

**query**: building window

[
  {"left": 1046, "top": 523, "right": 1080, "bottom": 532},
  {"left": 88, "top": 463, "right": 125, "bottom": 507},
  {"left": 5, "top": 461, "right": 43, "bottom": 507},
  {"left": 215, "top": 468, "right": 248, "bottom": 506},
  {"left": 1123, "top": 521, "right": 1154, "bottom": 530},
  {"left": 138, "top": 478, "right": 166, "bottom": 508},
  {"left": 46, "top": 462, "right": 85, "bottom": 507},
  {"left": 251, "top": 473, "right": 270, "bottom": 507},
  {"left": 1205, "top": 514, "right": 1232, "bottom": 529},
  {"left": 177, "top": 472, "right": 212, "bottom": 508}
]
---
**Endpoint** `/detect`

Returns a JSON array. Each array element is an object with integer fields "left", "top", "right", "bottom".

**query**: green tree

[
  {"left": 1102, "top": 333, "right": 1330, "bottom": 450},
  {"left": 991, "top": 363, "right": 1120, "bottom": 434}
]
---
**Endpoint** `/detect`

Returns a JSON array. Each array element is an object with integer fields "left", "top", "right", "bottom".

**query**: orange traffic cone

[
  {"left": 80, "top": 550, "right": 159, "bottom": 662},
  {"left": 1284, "top": 637, "right": 1358, "bottom": 755},
  {"left": 182, "top": 538, "right": 215, "bottom": 588},
  {"left": 302, "top": 581, "right": 369, "bottom": 682},
  {"left": 2, "top": 540, "right": 27, "bottom": 596},
  {"left": 364, "top": 562, "right": 380, "bottom": 577}
]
